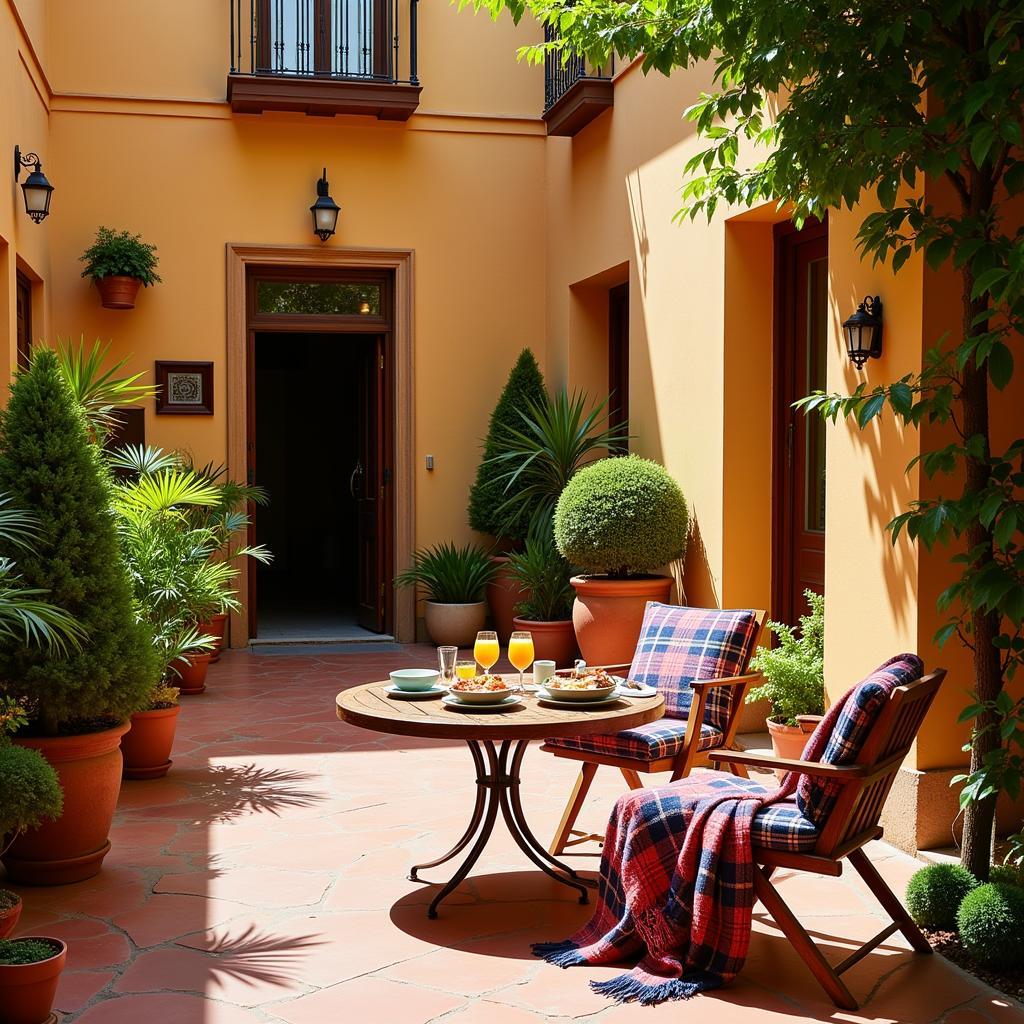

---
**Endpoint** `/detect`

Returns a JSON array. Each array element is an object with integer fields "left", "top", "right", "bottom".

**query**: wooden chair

[
  {"left": 707, "top": 668, "right": 946, "bottom": 1010},
  {"left": 543, "top": 607, "right": 766, "bottom": 856}
]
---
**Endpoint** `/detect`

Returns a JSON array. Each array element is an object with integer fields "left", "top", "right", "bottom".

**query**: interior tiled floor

[{"left": 6, "top": 647, "right": 1022, "bottom": 1024}]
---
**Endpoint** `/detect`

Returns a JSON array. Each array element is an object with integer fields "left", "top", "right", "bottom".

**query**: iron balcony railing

[
  {"left": 543, "top": 24, "right": 613, "bottom": 110},
  {"left": 230, "top": 0, "right": 419, "bottom": 85}
]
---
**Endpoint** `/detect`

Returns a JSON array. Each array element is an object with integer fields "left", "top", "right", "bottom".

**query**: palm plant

[
  {"left": 507, "top": 526, "right": 576, "bottom": 622},
  {"left": 395, "top": 542, "right": 496, "bottom": 603},
  {"left": 486, "top": 388, "right": 629, "bottom": 536},
  {"left": 184, "top": 459, "right": 271, "bottom": 567}
]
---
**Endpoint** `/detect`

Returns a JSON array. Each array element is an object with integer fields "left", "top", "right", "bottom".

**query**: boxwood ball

[
  {"left": 554, "top": 456, "right": 688, "bottom": 576},
  {"left": 956, "top": 882, "right": 1024, "bottom": 970}
]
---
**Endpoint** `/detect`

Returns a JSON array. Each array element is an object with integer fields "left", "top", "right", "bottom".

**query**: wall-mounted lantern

[
  {"left": 14, "top": 146, "right": 54, "bottom": 224},
  {"left": 310, "top": 168, "right": 340, "bottom": 242},
  {"left": 842, "top": 295, "right": 883, "bottom": 368}
]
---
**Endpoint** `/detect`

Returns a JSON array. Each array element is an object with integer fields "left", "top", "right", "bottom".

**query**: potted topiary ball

[
  {"left": 79, "top": 226, "right": 161, "bottom": 309},
  {"left": 554, "top": 455, "right": 688, "bottom": 664}
]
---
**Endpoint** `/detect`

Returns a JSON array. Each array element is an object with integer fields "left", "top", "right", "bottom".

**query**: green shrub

[
  {"left": 468, "top": 349, "right": 548, "bottom": 540},
  {"left": 957, "top": 883, "right": 1024, "bottom": 969},
  {"left": 79, "top": 227, "right": 161, "bottom": 286},
  {"left": 0, "top": 742, "right": 63, "bottom": 835},
  {"left": 0, "top": 889, "right": 19, "bottom": 912},
  {"left": 990, "top": 863, "right": 1024, "bottom": 890},
  {"left": 395, "top": 542, "right": 497, "bottom": 603},
  {"left": 508, "top": 527, "right": 576, "bottom": 621},
  {"left": 905, "top": 863, "right": 978, "bottom": 929},
  {"left": 0, "top": 938, "right": 61, "bottom": 965},
  {"left": 553, "top": 456, "right": 688, "bottom": 575},
  {"left": 748, "top": 590, "right": 826, "bottom": 725},
  {"left": 0, "top": 350, "right": 158, "bottom": 733}
]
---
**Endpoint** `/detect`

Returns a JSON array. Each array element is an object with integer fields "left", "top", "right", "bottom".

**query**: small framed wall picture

[{"left": 155, "top": 361, "right": 214, "bottom": 416}]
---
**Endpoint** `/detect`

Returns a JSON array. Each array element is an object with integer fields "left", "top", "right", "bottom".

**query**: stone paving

[{"left": 5, "top": 646, "right": 1023, "bottom": 1024}]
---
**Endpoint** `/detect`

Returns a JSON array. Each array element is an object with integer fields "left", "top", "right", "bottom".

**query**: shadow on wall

[{"left": 682, "top": 513, "right": 719, "bottom": 609}]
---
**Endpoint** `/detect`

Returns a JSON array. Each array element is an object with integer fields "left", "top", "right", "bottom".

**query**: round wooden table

[{"left": 336, "top": 677, "right": 664, "bottom": 917}]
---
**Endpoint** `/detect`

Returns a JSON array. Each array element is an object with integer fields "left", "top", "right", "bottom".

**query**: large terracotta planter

[
  {"left": 0, "top": 937, "right": 67, "bottom": 1024},
  {"left": 0, "top": 892, "right": 22, "bottom": 939},
  {"left": 767, "top": 715, "right": 822, "bottom": 780},
  {"left": 121, "top": 705, "right": 181, "bottom": 780},
  {"left": 512, "top": 616, "right": 577, "bottom": 668},
  {"left": 199, "top": 612, "right": 228, "bottom": 663},
  {"left": 423, "top": 601, "right": 487, "bottom": 647},
  {"left": 3, "top": 724, "right": 130, "bottom": 885},
  {"left": 570, "top": 575, "right": 673, "bottom": 665},
  {"left": 95, "top": 275, "right": 142, "bottom": 309},
  {"left": 486, "top": 556, "right": 529, "bottom": 644},
  {"left": 173, "top": 651, "right": 213, "bottom": 695}
]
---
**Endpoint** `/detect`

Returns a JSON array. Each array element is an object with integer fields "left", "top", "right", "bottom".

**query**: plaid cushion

[
  {"left": 627, "top": 604, "right": 761, "bottom": 732},
  {"left": 796, "top": 654, "right": 925, "bottom": 827},
  {"left": 681, "top": 773, "right": 820, "bottom": 851},
  {"left": 546, "top": 718, "right": 723, "bottom": 761}
]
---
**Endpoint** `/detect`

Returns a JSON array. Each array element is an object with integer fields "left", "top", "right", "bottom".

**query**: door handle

[{"left": 349, "top": 461, "right": 364, "bottom": 499}]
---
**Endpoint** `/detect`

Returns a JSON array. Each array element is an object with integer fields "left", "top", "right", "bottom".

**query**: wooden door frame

[
  {"left": 771, "top": 217, "right": 827, "bottom": 626},
  {"left": 226, "top": 243, "right": 415, "bottom": 645}
]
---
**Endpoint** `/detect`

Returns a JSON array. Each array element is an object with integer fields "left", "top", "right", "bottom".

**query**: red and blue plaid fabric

[
  {"left": 533, "top": 657, "right": 919, "bottom": 1005},
  {"left": 545, "top": 719, "right": 723, "bottom": 761},
  {"left": 701, "top": 775, "right": 819, "bottom": 852},
  {"left": 627, "top": 604, "right": 761, "bottom": 732},
  {"left": 796, "top": 654, "right": 924, "bottom": 827}
]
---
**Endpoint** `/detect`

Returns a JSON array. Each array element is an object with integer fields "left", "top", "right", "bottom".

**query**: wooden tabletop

[{"left": 336, "top": 676, "right": 665, "bottom": 741}]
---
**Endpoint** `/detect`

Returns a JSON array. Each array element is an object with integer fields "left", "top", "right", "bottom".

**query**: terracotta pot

[
  {"left": 767, "top": 715, "right": 822, "bottom": 780},
  {"left": 121, "top": 705, "right": 181, "bottom": 780},
  {"left": 423, "top": 601, "right": 487, "bottom": 647},
  {"left": 173, "top": 651, "right": 213, "bottom": 695},
  {"left": 512, "top": 616, "right": 577, "bottom": 668},
  {"left": 0, "top": 892, "right": 22, "bottom": 939},
  {"left": 199, "top": 612, "right": 228, "bottom": 662},
  {"left": 0, "top": 937, "right": 67, "bottom": 1024},
  {"left": 486, "top": 556, "right": 529, "bottom": 644},
  {"left": 95, "top": 275, "right": 142, "bottom": 309},
  {"left": 3, "top": 724, "right": 130, "bottom": 885},
  {"left": 570, "top": 575, "right": 673, "bottom": 665}
]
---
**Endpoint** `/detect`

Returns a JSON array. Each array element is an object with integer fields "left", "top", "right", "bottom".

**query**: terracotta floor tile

[
  {"left": 154, "top": 866, "right": 332, "bottom": 907},
  {"left": 74, "top": 992, "right": 264, "bottom": 1023},
  {"left": 55, "top": 969, "right": 115, "bottom": 1013},
  {"left": 112, "top": 893, "right": 250, "bottom": 948}
]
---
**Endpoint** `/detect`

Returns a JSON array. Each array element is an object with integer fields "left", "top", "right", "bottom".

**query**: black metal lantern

[
  {"left": 14, "top": 146, "right": 54, "bottom": 224},
  {"left": 310, "top": 168, "right": 340, "bottom": 242},
  {"left": 842, "top": 295, "right": 883, "bottom": 368}
]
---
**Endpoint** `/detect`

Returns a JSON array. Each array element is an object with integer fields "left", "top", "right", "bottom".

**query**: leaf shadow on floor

[{"left": 177, "top": 762, "right": 327, "bottom": 823}]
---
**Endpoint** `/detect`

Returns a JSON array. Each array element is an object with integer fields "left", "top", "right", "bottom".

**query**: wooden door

[
  {"left": 355, "top": 336, "right": 388, "bottom": 632},
  {"left": 15, "top": 273, "right": 32, "bottom": 371},
  {"left": 773, "top": 219, "right": 828, "bottom": 625}
]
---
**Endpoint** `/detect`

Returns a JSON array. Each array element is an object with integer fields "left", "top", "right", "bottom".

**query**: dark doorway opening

[
  {"left": 773, "top": 217, "right": 828, "bottom": 627},
  {"left": 252, "top": 331, "right": 390, "bottom": 641}
]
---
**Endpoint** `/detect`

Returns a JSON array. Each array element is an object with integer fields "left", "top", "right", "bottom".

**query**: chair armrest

[
  {"left": 689, "top": 671, "right": 761, "bottom": 693},
  {"left": 707, "top": 749, "right": 867, "bottom": 780}
]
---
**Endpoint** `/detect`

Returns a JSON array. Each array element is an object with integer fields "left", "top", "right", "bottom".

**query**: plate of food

[
  {"left": 539, "top": 668, "right": 623, "bottom": 703},
  {"left": 616, "top": 679, "right": 659, "bottom": 698},
  {"left": 442, "top": 692, "right": 521, "bottom": 712},
  {"left": 447, "top": 674, "right": 520, "bottom": 705}
]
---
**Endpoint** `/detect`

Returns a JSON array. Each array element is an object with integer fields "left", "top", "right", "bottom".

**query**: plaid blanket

[{"left": 534, "top": 654, "right": 922, "bottom": 1005}]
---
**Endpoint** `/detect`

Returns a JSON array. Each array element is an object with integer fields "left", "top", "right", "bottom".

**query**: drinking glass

[
  {"left": 437, "top": 646, "right": 458, "bottom": 683},
  {"left": 455, "top": 660, "right": 476, "bottom": 680},
  {"left": 474, "top": 630, "right": 500, "bottom": 674},
  {"left": 508, "top": 630, "right": 535, "bottom": 692}
]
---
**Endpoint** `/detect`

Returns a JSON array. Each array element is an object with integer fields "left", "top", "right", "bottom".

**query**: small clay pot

[
  {"left": 767, "top": 714, "right": 823, "bottom": 780},
  {"left": 423, "top": 601, "right": 487, "bottom": 647},
  {"left": 173, "top": 651, "right": 213, "bottom": 695},
  {"left": 95, "top": 275, "right": 142, "bottom": 309},
  {"left": 570, "top": 575, "right": 673, "bottom": 665},
  {"left": 121, "top": 705, "right": 181, "bottom": 779},
  {"left": 0, "top": 937, "right": 67, "bottom": 1024},
  {"left": 486, "top": 556, "right": 529, "bottom": 644},
  {"left": 512, "top": 616, "right": 577, "bottom": 668},
  {"left": 0, "top": 891, "right": 23, "bottom": 939},
  {"left": 198, "top": 612, "right": 229, "bottom": 662}
]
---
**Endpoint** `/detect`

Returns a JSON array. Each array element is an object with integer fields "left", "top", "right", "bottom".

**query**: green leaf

[{"left": 988, "top": 342, "right": 1014, "bottom": 389}]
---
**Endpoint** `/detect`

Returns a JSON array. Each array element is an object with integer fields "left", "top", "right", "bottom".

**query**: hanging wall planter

[{"left": 79, "top": 226, "right": 161, "bottom": 311}]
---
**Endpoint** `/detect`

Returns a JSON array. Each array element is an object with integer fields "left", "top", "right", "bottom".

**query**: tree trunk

[{"left": 957, "top": 268, "right": 1002, "bottom": 883}]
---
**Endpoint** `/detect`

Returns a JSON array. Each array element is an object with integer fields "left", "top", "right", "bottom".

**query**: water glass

[{"left": 437, "top": 646, "right": 458, "bottom": 682}]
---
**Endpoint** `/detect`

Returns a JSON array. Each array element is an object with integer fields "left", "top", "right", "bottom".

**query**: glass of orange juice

[
  {"left": 508, "top": 631, "right": 535, "bottom": 692},
  {"left": 474, "top": 630, "right": 500, "bottom": 675},
  {"left": 455, "top": 660, "right": 476, "bottom": 680}
]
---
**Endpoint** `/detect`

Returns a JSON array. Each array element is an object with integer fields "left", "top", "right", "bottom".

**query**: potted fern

[
  {"left": 79, "top": 226, "right": 161, "bottom": 309},
  {"left": 395, "top": 542, "right": 496, "bottom": 646},
  {"left": 747, "top": 590, "right": 826, "bottom": 766}
]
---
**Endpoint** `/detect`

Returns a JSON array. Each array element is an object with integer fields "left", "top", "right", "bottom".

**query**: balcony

[
  {"left": 228, "top": 0, "right": 422, "bottom": 120},
  {"left": 543, "top": 27, "right": 614, "bottom": 137}
]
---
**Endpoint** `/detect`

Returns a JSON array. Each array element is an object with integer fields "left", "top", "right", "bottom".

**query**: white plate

[
  {"left": 536, "top": 691, "right": 625, "bottom": 709},
  {"left": 442, "top": 693, "right": 521, "bottom": 711},
  {"left": 615, "top": 683, "right": 658, "bottom": 698},
  {"left": 385, "top": 683, "right": 448, "bottom": 698}
]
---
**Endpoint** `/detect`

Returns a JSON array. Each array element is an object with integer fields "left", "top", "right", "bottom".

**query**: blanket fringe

[
  {"left": 531, "top": 940, "right": 585, "bottom": 968},
  {"left": 590, "top": 970, "right": 723, "bottom": 1006}
]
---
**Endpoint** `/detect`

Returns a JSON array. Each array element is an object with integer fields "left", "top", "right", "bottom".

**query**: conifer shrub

[
  {"left": 956, "top": 883, "right": 1024, "bottom": 969},
  {"left": 467, "top": 348, "right": 547, "bottom": 541},
  {"left": 0, "top": 350, "right": 157, "bottom": 733},
  {"left": 905, "top": 863, "right": 978, "bottom": 929}
]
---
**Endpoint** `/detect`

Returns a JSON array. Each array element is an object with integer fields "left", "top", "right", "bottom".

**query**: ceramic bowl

[
  {"left": 389, "top": 668, "right": 441, "bottom": 692},
  {"left": 539, "top": 680, "right": 618, "bottom": 702},
  {"left": 447, "top": 683, "right": 519, "bottom": 705}
]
